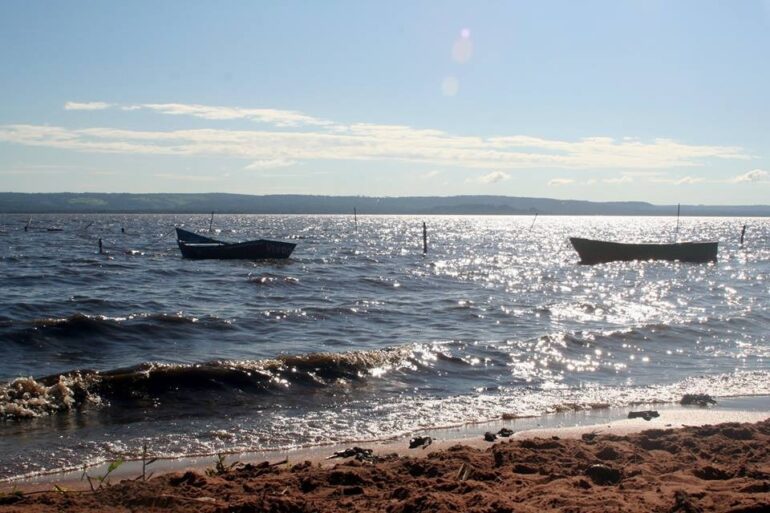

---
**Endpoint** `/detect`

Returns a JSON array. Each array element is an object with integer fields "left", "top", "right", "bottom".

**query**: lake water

[{"left": 1, "top": 214, "right": 768, "bottom": 480}]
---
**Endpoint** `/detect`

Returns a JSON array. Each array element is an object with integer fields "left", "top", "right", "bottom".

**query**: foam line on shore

[{"left": 4, "top": 395, "right": 768, "bottom": 493}]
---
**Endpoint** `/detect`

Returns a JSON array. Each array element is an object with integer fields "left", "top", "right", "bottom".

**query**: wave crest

[
  {"left": 0, "top": 373, "right": 102, "bottom": 419},
  {"left": 1, "top": 346, "right": 415, "bottom": 419}
]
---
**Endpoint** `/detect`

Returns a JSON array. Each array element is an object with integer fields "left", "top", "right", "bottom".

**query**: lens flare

[
  {"left": 441, "top": 76, "right": 459, "bottom": 96},
  {"left": 452, "top": 37, "right": 473, "bottom": 63}
]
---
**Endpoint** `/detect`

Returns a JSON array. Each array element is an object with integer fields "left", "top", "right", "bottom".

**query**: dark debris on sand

[{"left": 681, "top": 394, "right": 718, "bottom": 407}]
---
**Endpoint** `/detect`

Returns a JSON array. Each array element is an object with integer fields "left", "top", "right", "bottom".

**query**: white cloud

[
  {"left": 730, "top": 169, "right": 768, "bottom": 183},
  {"left": 153, "top": 173, "right": 219, "bottom": 182},
  {"left": 0, "top": 102, "right": 754, "bottom": 173},
  {"left": 651, "top": 176, "right": 705, "bottom": 185},
  {"left": 0, "top": 169, "right": 60, "bottom": 176},
  {"left": 421, "top": 170, "right": 441, "bottom": 179},
  {"left": 618, "top": 170, "right": 667, "bottom": 178},
  {"left": 0, "top": 164, "right": 86, "bottom": 175},
  {"left": 127, "top": 103, "right": 331, "bottom": 127},
  {"left": 548, "top": 178, "right": 575, "bottom": 186},
  {"left": 64, "top": 102, "right": 112, "bottom": 111},
  {"left": 244, "top": 158, "right": 297, "bottom": 170},
  {"left": 602, "top": 175, "right": 633, "bottom": 184},
  {"left": 476, "top": 171, "right": 510, "bottom": 184},
  {"left": 642, "top": 170, "right": 770, "bottom": 186}
]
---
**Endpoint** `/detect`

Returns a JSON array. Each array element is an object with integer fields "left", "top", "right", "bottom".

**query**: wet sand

[{"left": 1, "top": 407, "right": 768, "bottom": 512}]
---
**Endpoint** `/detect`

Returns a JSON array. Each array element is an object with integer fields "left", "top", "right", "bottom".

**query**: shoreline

[
  {"left": 2, "top": 195, "right": 770, "bottom": 217},
  {"left": 4, "top": 394, "right": 768, "bottom": 494},
  {"left": 1, "top": 411, "right": 768, "bottom": 512}
]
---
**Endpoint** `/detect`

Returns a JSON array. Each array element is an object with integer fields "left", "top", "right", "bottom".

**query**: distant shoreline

[
  {"left": 1, "top": 193, "right": 769, "bottom": 216},
  {"left": 2, "top": 212, "right": 770, "bottom": 217}
]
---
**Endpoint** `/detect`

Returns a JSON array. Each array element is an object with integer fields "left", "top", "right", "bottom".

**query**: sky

[{"left": 0, "top": 0, "right": 769, "bottom": 204}]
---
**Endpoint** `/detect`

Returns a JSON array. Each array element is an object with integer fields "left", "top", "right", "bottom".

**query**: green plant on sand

[
  {"left": 138, "top": 442, "right": 158, "bottom": 482},
  {"left": 205, "top": 453, "right": 239, "bottom": 477},
  {"left": 81, "top": 458, "right": 124, "bottom": 491}
]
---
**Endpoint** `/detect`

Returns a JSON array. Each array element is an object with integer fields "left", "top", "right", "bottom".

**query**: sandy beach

[
  {"left": 3, "top": 1, "right": 770, "bottom": 511},
  {"left": 2, "top": 407, "right": 768, "bottom": 512}
]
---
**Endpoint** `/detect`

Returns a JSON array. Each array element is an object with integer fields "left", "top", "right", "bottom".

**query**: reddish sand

[{"left": 2, "top": 420, "right": 769, "bottom": 513}]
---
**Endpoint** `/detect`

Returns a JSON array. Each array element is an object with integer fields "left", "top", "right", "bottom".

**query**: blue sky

[{"left": 0, "top": 0, "right": 768, "bottom": 203}]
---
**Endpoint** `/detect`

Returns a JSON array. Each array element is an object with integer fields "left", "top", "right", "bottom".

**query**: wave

[
  {"left": 248, "top": 273, "right": 300, "bottom": 286},
  {"left": 1, "top": 312, "right": 236, "bottom": 344},
  {"left": 2, "top": 367, "right": 768, "bottom": 483},
  {"left": 3, "top": 309, "right": 764, "bottom": 420},
  {"left": 539, "top": 311, "right": 751, "bottom": 349},
  {"left": 0, "top": 373, "right": 102, "bottom": 419},
  {"left": 0, "top": 346, "right": 416, "bottom": 420}
]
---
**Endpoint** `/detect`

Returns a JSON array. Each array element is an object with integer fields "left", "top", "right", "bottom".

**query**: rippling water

[{"left": 0, "top": 214, "right": 768, "bottom": 480}]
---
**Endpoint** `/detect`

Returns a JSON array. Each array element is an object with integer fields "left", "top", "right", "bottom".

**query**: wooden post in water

[
  {"left": 740, "top": 224, "right": 747, "bottom": 246},
  {"left": 674, "top": 203, "right": 681, "bottom": 241},
  {"left": 422, "top": 222, "right": 428, "bottom": 254},
  {"left": 98, "top": 238, "right": 103, "bottom": 254},
  {"left": 209, "top": 211, "right": 214, "bottom": 233},
  {"left": 354, "top": 207, "right": 358, "bottom": 231}
]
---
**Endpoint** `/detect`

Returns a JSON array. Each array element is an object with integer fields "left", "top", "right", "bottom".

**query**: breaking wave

[{"left": 1, "top": 346, "right": 415, "bottom": 419}]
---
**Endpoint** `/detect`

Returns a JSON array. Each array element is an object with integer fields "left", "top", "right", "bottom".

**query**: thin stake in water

[
  {"left": 674, "top": 203, "right": 681, "bottom": 242},
  {"left": 529, "top": 213, "right": 538, "bottom": 231},
  {"left": 209, "top": 211, "right": 215, "bottom": 233},
  {"left": 423, "top": 222, "right": 428, "bottom": 254}
]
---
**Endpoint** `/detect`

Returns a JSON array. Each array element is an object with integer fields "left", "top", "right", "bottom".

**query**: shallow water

[{"left": 0, "top": 214, "right": 768, "bottom": 480}]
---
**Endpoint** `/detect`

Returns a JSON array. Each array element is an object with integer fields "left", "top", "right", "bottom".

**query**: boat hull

[
  {"left": 569, "top": 237, "right": 718, "bottom": 265},
  {"left": 178, "top": 240, "right": 296, "bottom": 260},
  {"left": 175, "top": 228, "right": 295, "bottom": 260}
]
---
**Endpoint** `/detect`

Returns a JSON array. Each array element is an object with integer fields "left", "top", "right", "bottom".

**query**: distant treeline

[{"left": 0, "top": 192, "right": 769, "bottom": 216}]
